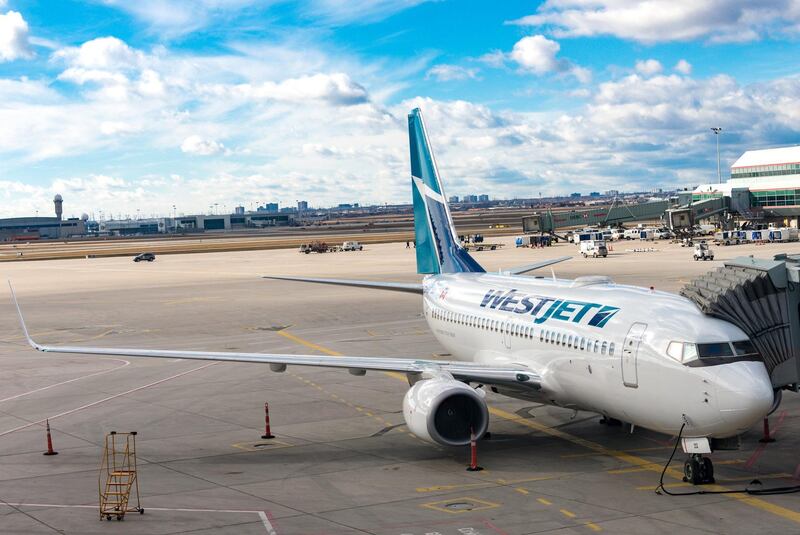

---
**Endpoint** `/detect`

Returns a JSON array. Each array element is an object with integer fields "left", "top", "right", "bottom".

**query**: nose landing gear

[{"left": 683, "top": 454, "right": 715, "bottom": 485}]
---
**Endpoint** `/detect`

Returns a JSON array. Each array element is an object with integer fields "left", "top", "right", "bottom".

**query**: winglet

[
  {"left": 8, "top": 281, "right": 43, "bottom": 351},
  {"left": 505, "top": 256, "right": 572, "bottom": 276}
]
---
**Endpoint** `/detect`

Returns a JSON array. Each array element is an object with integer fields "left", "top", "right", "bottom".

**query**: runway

[{"left": 0, "top": 237, "right": 798, "bottom": 534}]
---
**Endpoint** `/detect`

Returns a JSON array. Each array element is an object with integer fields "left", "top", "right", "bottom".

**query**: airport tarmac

[{"left": 0, "top": 237, "right": 798, "bottom": 534}]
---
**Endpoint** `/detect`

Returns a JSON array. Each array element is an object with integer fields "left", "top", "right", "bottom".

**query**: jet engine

[{"left": 402, "top": 375, "right": 489, "bottom": 446}]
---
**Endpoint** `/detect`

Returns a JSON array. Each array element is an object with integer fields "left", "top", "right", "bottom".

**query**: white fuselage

[{"left": 421, "top": 272, "right": 774, "bottom": 439}]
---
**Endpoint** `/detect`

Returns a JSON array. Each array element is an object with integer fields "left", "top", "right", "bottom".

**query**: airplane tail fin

[{"left": 408, "top": 108, "right": 484, "bottom": 275}]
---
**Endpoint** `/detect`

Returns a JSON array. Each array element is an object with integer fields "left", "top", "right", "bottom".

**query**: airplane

[{"left": 10, "top": 108, "right": 775, "bottom": 486}]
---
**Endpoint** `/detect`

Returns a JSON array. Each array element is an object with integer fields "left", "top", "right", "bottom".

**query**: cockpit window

[
  {"left": 697, "top": 343, "right": 734, "bottom": 358},
  {"left": 667, "top": 339, "right": 761, "bottom": 366},
  {"left": 733, "top": 340, "right": 758, "bottom": 356}
]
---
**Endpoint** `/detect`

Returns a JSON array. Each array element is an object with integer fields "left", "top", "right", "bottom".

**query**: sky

[{"left": 1, "top": 0, "right": 799, "bottom": 219}]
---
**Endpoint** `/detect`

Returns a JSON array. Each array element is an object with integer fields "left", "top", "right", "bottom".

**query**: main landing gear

[{"left": 683, "top": 454, "right": 714, "bottom": 485}]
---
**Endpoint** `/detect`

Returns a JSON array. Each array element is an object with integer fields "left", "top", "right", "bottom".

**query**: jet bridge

[
  {"left": 665, "top": 196, "right": 730, "bottom": 231},
  {"left": 522, "top": 200, "right": 671, "bottom": 234},
  {"left": 680, "top": 255, "right": 800, "bottom": 391}
]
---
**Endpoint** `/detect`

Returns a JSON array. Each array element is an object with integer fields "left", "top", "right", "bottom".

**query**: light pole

[{"left": 711, "top": 127, "right": 723, "bottom": 184}]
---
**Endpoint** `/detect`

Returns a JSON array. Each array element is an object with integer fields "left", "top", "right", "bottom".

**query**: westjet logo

[{"left": 479, "top": 289, "right": 619, "bottom": 328}]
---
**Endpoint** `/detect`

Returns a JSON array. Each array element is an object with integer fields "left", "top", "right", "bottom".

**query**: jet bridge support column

[{"left": 680, "top": 254, "right": 800, "bottom": 391}]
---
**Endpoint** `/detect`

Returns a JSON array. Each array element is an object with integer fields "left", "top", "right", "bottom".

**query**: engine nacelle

[{"left": 402, "top": 376, "right": 489, "bottom": 446}]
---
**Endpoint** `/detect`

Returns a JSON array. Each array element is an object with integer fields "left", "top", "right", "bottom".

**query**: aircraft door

[
  {"left": 622, "top": 323, "right": 647, "bottom": 388},
  {"left": 501, "top": 320, "right": 512, "bottom": 349}
]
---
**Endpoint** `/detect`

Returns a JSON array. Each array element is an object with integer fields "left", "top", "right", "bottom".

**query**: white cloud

[
  {"left": 477, "top": 50, "right": 506, "bottom": 68},
  {"left": 510, "top": 0, "right": 800, "bottom": 44},
  {"left": 426, "top": 64, "right": 479, "bottom": 81},
  {"left": 100, "top": 0, "right": 432, "bottom": 34},
  {"left": 675, "top": 59, "right": 692, "bottom": 74},
  {"left": 504, "top": 35, "right": 591, "bottom": 83},
  {"left": 0, "top": 10, "right": 33, "bottom": 61},
  {"left": 54, "top": 36, "right": 143, "bottom": 70},
  {"left": 249, "top": 73, "right": 369, "bottom": 105},
  {"left": 510, "top": 35, "right": 561, "bottom": 74},
  {"left": 305, "top": 0, "right": 432, "bottom": 24},
  {"left": 570, "top": 65, "right": 592, "bottom": 84},
  {"left": 181, "top": 135, "right": 226, "bottom": 156},
  {"left": 635, "top": 59, "right": 663, "bottom": 76},
  {"left": 99, "top": 0, "right": 263, "bottom": 35}
]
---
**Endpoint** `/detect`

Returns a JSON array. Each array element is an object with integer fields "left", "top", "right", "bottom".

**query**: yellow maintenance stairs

[{"left": 99, "top": 431, "right": 144, "bottom": 521}]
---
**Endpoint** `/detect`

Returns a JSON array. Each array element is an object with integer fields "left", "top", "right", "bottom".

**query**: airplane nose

[{"left": 715, "top": 361, "right": 774, "bottom": 433}]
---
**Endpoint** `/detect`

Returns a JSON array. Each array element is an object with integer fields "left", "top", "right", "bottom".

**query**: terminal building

[
  {"left": 0, "top": 195, "right": 87, "bottom": 241},
  {"left": 692, "top": 145, "right": 800, "bottom": 221},
  {"left": 98, "top": 212, "right": 295, "bottom": 236}
]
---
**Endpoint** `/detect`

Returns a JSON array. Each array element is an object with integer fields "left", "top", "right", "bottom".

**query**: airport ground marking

[
  {"left": 0, "top": 358, "right": 130, "bottom": 404},
  {"left": 276, "top": 331, "right": 800, "bottom": 526},
  {"left": 514, "top": 487, "right": 529, "bottom": 495},
  {"left": 416, "top": 482, "right": 492, "bottom": 493},
  {"left": 636, "top": 473, "right": 795, "bottom": 491},
  {"left": 561, "top": 445, "right": 671, "bottom": 459},
  {"left": 420, "top": 496, "right": 501, "bottom": 515},
  {"left": 0, "top": 502, "right": 277, "bottom": 534},
  {"left": 0, "top": 362, "right": 218, "bottom": 437},
  {"left": 608, "top": 458, "right": 744, "bottom": 475},
  {"left": 537, "top": 498, "right": 552, "bottom": 506},
  {"left": 559, "top": 508, "right": 576, "bottom": 518}
]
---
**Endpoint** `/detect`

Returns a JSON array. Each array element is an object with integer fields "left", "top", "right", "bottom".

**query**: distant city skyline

[{"left": 1, "top": 1, "right": 799, "bottom": 217}]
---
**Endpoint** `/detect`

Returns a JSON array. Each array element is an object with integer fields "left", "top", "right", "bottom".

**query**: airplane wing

[
  {"left": 261, "top": 257, "right": 571, "bottom": 291},
  {"left": 506, "top": 256, "right": 571, "bottom": 275},
  {"left": 9, "top": 284, "right": 539, "bottom": 389},
  {"left": 262, "top": 276, "right": 423, "bottom": 294}
]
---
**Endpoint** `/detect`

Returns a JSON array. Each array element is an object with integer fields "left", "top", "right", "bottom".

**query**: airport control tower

[{"left": 54, "top": 194, "right": 63, "bottom": 220}]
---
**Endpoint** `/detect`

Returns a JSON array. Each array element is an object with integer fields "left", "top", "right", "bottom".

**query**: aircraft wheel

[
  {"left": 702, "top": 457, "right": 714, "bottom": 483},
  {"left": 683, "top": 458, "right": 701, "bottom": 485}
]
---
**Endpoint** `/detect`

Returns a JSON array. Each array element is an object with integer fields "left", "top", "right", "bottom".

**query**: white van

[
  {"left": 580, "top": 240, "right": 608, "bottom": 258},
  {"left": 623, "top": 229, "right": 641, "bottom": 240}
]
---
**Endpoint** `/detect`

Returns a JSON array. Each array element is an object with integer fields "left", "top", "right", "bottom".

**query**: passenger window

[
  {"left": 579, "top": 338, "right": 586, "bottom": 350},
  {"left": 601, "top": 341, "right": 608, "bottom": 355},
  {"left": 556, "top": 333, "right": 562, "bottom": 345},
  {"left": 609, "top": 342, "right": 615, "bottom": 355}
]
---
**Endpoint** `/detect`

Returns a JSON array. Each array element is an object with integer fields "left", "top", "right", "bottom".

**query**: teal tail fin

[{"left": 408, "top": 108, "right": 484, "bottom": 275}]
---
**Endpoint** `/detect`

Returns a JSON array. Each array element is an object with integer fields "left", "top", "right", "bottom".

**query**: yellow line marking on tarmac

[
  {"left": 537, "top": 498, "right": 552, "bottom": 506},
  {"left": 610, "top": 458, "right": 744, "bottom": 474},
  {"left": 636, "top": 473, "right": 795, "bottom": 491},
  {"left": 276, "top": 330, "right": 800, "bottom": 525},
  {"left": 514, "top": 487, "right": 529, "bottom": 495},
  {"left": 562, "top": 446, "right": 671, "bottom": 459},
  {"left": 416, "top": 482, "right": 490, "bottom": 493},
  {"left": 495, "top": 474, "right": 558, "bottom": 485},
  {"left": 586, "top": 522, "right": 603, "bottom": 531},
  {"left": 560, "top": 509, "right": 576, "bottom": 518}
]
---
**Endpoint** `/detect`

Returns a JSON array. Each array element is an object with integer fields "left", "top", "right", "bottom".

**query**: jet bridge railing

[{"left": 680, "top": 254, "right": 800, "bottom": 391}]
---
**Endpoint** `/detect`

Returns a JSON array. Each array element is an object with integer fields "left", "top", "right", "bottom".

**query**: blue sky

[{"left": 1, "top": 0, "right": 799, "bottom": 218}]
